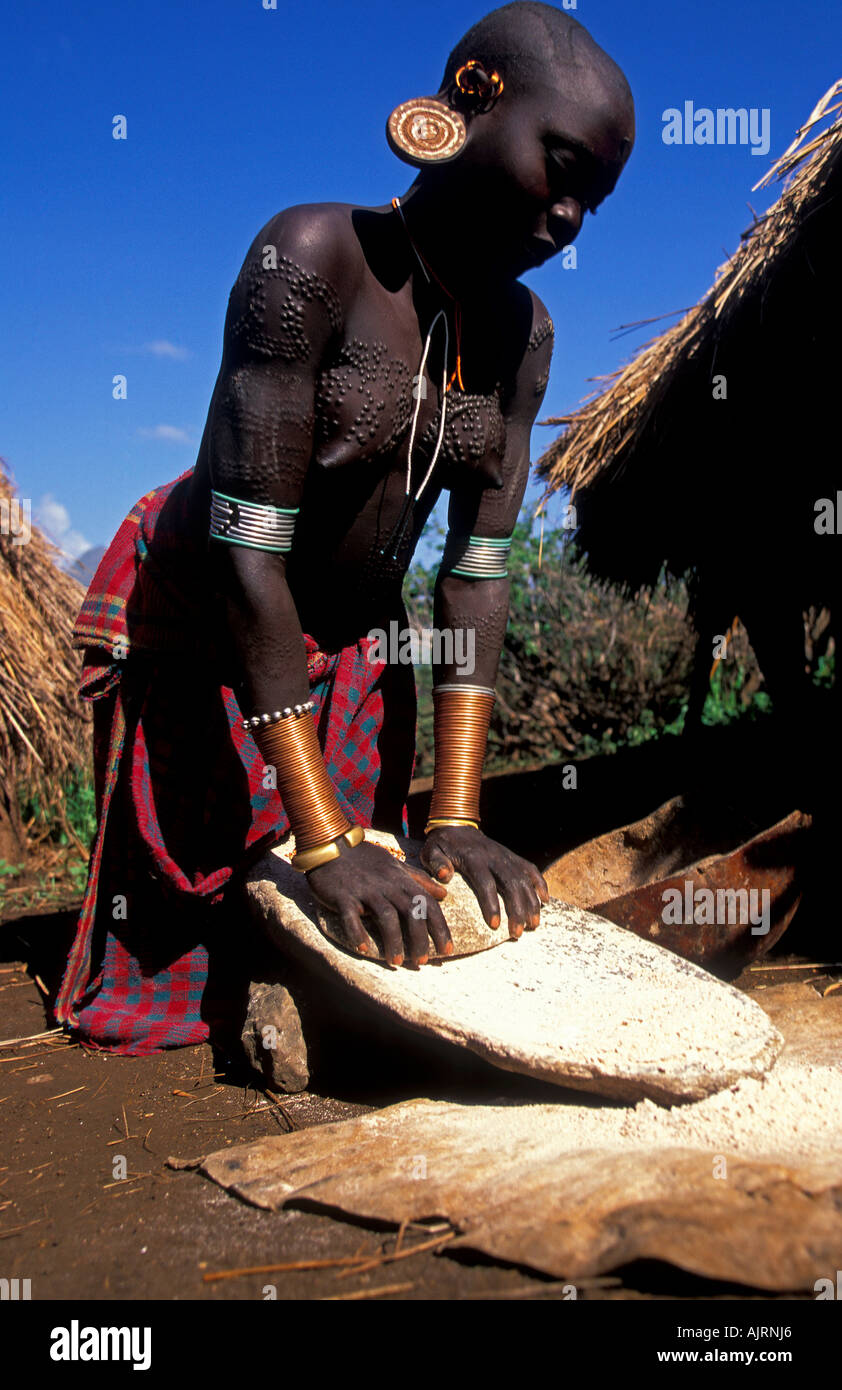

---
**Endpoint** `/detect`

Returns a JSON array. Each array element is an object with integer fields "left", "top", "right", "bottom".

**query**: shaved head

[
  {"left": 440, "top": 1, "right": 632, "bottom": 110},
  {"left": 393, "top": 1, "right": 635, "bottom": 289}
]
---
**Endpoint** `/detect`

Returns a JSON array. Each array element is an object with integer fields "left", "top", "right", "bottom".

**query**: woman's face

[{"left": 446, "top": 70, "right": 634, "bottom": 280}]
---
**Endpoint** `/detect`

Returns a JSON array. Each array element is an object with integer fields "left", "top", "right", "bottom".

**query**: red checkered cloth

[{"left": 55, "top": 470, "right": 414, "bottom": 1054}]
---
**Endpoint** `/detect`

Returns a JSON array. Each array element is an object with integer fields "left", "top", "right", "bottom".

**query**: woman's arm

[
  {"left": 207, "top": 207, "right": 451, "bottom": 965},
  {"left": 208, "top": 209, "right": 347, "bottom": 715},
  {"left": 419, "top": 294, "right": 554, "bottom": 934}
]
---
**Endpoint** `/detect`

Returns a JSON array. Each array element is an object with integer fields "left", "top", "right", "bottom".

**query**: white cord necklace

[{"left": 393, "top": 196, "right": 452, "bottom": 508}]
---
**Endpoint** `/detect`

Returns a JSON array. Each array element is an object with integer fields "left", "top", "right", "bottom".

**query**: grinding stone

[
  {"left": 245, "top": 831, "right": 783, "bottom": 1104},
  {"left": 198, "top": 986, "right": 842, "bottom": 1291}
]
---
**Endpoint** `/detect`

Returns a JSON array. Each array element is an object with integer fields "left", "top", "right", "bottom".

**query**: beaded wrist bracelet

[{"left": 242, "top": 700, "right": 314, "bottom": 733}]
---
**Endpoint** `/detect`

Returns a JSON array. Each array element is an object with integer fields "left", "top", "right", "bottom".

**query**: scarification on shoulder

[{"left": 228, "top": 255, "right": 344, "bottom": 363}]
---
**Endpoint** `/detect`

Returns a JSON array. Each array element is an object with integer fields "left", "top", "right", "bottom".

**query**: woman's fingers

[
  {"left": 364, "top": 896, "right": 405, "bottom": 966},
  {"left": 364, "top": 869, "right": 454, "bottom": 965},
  {"left": 527, "top": 862, "right": 551, "bottom": 907},
  {"left": 415, "top": 893, "right": 453, "bottom": 958},
  {"left": 402, "top": 863, "right": 449, "bottom": 900},
  {"left": 387, "top": 874, "right": 453, "bottom": 963},
  {"left": 336, "top": 900, "right": 374, "bottom": 956},
  {"left": 420, "top": 839, "right": 455, "bottom": 884},
  {"left": 497, "top": 879, "right": 529, "bottom": 937},
  {"left": 315, "top": 841, "right": 543, "bottom": 964},
  {"left": 455, "top": 857, "right": 502, "bottom": 929},
  {"left": 491, "top": 858, "right": 540, "bottom": 937}
]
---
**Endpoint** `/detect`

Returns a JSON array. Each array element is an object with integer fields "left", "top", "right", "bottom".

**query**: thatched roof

[
  {"left": 0, "top": 460, "right": 90, "bottom": 831},
  {"left": 537, "top": 81, "right": 842, "bottom": 597}
]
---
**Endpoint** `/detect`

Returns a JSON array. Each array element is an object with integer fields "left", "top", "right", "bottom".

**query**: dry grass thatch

[
  {"left": 536, "top": 81, "right": 842, "bottom": 600},
  {"left": 0, "top": 459, "right": 91, "bottom": 851}
]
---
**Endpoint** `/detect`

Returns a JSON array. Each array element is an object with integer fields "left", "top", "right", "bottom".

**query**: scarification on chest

[
  {"left": 420, "top": 387, "right": 508, "bottom": 471},
  {"left": 314, "top": 335, "right": 509, "bottom": 475},
  {"left": 315, "top": 339, "right": 413, "bottom": 459}
]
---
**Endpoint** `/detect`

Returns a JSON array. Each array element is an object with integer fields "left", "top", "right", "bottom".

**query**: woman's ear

[{"left": 385, "top": 59, "right": 505, "bottom": 168}]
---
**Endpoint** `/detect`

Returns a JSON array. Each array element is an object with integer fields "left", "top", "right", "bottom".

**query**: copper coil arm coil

[
  {"left": 428, "top": 686, "right": 495, "bottom": 825},
  {"left": 255, "top": 715, "right": 352, "bottom": 851}
]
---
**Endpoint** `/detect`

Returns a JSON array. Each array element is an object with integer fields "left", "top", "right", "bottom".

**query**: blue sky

[{"left": 2, "top": 0, "right": 840, "bottom": 561}]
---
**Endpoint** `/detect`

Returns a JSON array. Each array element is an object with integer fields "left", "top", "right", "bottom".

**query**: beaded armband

[
  {"left": 440, "top": 532, "right": 513, "bottom": 580},
  {"left": 210, "top": 490, "right": 299, "bottom": 554}
]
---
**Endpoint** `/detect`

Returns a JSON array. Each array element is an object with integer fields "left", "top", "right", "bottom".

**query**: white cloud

[
  {"left": 143, "top": 340, "right": 190, "bottom": 360},
  {"left": 36, "top": 493, "right": 91, "bottom": 561},
  {"left": 138, "top": 424, "right": 193, "bottom": 444}
]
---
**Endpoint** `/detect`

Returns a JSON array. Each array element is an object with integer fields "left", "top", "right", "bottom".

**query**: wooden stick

[
  {"left": 321, "top": 1282, "right": 414, "bottom": 1301},
  {"left": 102, "top": 1173, "right": 154, "bottom": 1191},
  {"left": 335, "top": 1231, "right": 456, "bottom": 1279},
  {"left": 0, "top": 1217, "right": 45, "bottom": 1239},
  {"left": 262, "top": 1090, "right": 296, "bottom": 1130},
  {"left": 749, "top": 962, "right": 842, "bottom": 971},
  {"left": 468, "top": 1277, "right": 622, "bottom": 1299},
  {"left": 203, "top": 1255, "right": 379, "bottom": 1282},
  {"left": 0, "top": 1028, "right": 63, "bottom": 1048}
]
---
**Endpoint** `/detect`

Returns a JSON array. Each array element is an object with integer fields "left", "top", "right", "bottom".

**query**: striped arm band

[
  {"left": 209, "top": 490, "right": 299, "bottom": 553},
  {"left": 440, "top": 532, "right": 513, "bottom": 580}
]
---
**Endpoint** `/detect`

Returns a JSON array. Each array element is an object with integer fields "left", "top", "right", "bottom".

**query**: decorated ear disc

[
  {"left": 386, "top": 59, "right": 504, "bottom": 167},
  {"left": 386, "top": 97, "right": 467, "bottom": 166}
]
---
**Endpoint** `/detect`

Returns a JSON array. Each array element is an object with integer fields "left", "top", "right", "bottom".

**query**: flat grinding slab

[
  {"left": 196, "top": 987, "right": 842, "bottom": 1292},
  {"left": 245, "top": 831, "right": 783, "bottom": 1104}
]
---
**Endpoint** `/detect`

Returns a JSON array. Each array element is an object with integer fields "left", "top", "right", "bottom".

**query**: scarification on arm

[
  {"left": 205, "top": 218, "right": 351, "bottom": 716},
  {"left": 448, "top": 594, "right": 511, "bottom": 650},
  {"left": 210, "top": 249, "right": 345, "bottom": 503},
  {"left": 433, "top": 292, "right": 553, "bottom": 687},
  {"left": 527, "top": 315, "right": 554, "bottom": 354}
]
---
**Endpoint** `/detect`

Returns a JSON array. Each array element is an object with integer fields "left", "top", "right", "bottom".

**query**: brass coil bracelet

[
  {"left": 253, "top": 710, "right": 355, "bottom": 854},
  {"left": 424, "top": 684, "right": 495, "bottom": 836}
]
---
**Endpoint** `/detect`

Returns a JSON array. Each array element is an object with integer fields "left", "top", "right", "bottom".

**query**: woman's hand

[
  {"left": 305, "top": 840, "right": 452, "bottom": 967},
  {"left": 420, "top": 826, "right": 549, "bottom": 938}
]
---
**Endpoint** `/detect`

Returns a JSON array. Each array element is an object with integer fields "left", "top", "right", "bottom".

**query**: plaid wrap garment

[{"left": 55, "top": 470, "right": 411, "bottom": 1053}]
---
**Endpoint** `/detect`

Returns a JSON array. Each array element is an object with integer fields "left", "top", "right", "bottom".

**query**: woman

[{"left": 56, "top": 2, "right": 634, "bottom": 1074}]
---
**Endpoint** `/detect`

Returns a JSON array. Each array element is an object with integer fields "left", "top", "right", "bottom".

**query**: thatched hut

[
  {"left": 0, "top": 460, "right": 91, "bottom": 862},
  {"left": 537, "top": 82, "right": 841, "bottom": 726}
]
